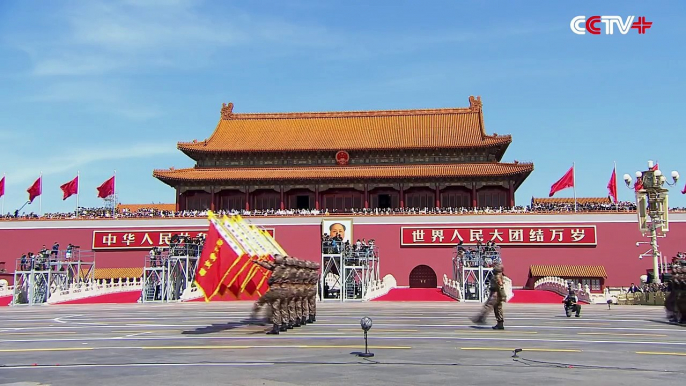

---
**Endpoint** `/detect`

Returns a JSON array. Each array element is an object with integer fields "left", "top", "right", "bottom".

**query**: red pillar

[
  {"left": 400, "top": 184, "right": 405, "bottom": 208},
  {"left": 210, "top": 187, "right": 215, "bottom": 211},
  {"left": 435, "top": 184, "right": 440, "bottom": 208},
  {"left": 315, "top": 186, "right": 320, "bottom": 210},
  {"left": 364, "top": 184, "right": 369, "bottom": 209},
  {"left": 280, "top": 186, "right": 285, "bottom": 210},
  {"left": 471, "top": 183, "right": 477, "bottom": 208},
  {"left": 245, "top": 188, "right": 250, "bottom": 211},
  {"left": 508, "top": 180, "right": 515, "bottom": 208},
  {"left": 175, "top": 189, "right": 181, "bottom": 212}
]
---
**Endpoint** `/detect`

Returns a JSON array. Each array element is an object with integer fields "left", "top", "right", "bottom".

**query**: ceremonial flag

[
  {"left": 0, "top": 176, "right": 5, "bottom": 198},
  {"left": 60, "top": 175, "right": 79, "bottom": 200},
  {"left": 650, "top": 162, "right": 659, "bottom": 171},
  {"left": 193, "top": 211, "right": 249, "bottom": 302},
  {"left": 27, "top": 176, "right": 42, "bottom": 203},
  {"left": 228, "top": 216, "right": 275, "bottom": 295},
  {"left": 215, "top": 217, "right": 259, "bottom": 298},
  {"left": 221, "top": 216, "right": 267, "bottom": 297},
  {"left": 681, "top": 182, "right": 686, "bottom": 195},
  {"left": 97, "top": 176, "right": 115, "bottom": 198},
  {"left": 549, "top": 165, "right": 575, "bottom": 197},
  {"left": 607, "top": 164, "right": 618, "bottom": 203},
  {"left": 634, "top": 178, "right": 644, "bottom": 192}
]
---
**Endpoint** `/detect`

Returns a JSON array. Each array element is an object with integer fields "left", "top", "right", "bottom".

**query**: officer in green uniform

[{"left": 471, "top": 263, "right": 506, "bottom": 330}]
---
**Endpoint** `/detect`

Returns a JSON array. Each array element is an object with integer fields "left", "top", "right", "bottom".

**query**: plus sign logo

[{"left": 571, "top": 16, "right": 652, "bottom": 35}]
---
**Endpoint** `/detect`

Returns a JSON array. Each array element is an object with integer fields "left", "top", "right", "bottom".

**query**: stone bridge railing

[
  {"left": 534, "top": 276, "right": 591, "bottom": 303},
  {"left": 364, "top": 274, "right": 397, "bottom": 301},
  {"left": 47, "top": 278, "right": 143, "bottom": 304}
]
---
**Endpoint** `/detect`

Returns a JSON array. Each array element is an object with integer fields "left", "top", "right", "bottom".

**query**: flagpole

[
  {"left": 39, "top": 171, "right": 42, "bottom": 216},
  {"left": 613, "top": 161, "right": 617, "bottom": 212},
  {"left": 76, "top": 171, "right": 80, "bottom": 218},
  {"left": 572, "top": 163, "right": 577, "bottom": 212},
  {"left": 1, "top": 173, "right": 4, "bottom": 216},
  {"left": 113, "top": 170, "right": 117, "bottom": 219}
]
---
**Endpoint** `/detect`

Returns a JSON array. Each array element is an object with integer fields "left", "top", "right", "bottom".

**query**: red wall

[{"left": 1, "top": 216, "right": 684, "bottom": 288}]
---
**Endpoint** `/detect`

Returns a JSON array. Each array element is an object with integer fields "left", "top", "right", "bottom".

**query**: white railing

[
  {"left": 363, "top": 274, "right": 397, "bottom": 301},
  {"left": 441, "top": 274, "right": 462, "bottom": 301},
  {"left": 533, "top": 276, "right": 591, "bottom": 303},
  {"left": 47, "top": 277, "right": 143, "bottom": 304}
]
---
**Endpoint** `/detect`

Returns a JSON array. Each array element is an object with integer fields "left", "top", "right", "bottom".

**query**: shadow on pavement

[{"left": 182, "top": 319, "right": 268, "bottom": 335}]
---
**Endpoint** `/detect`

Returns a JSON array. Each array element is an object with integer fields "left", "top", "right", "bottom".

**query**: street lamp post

[{"left": 623, "top": 160, "right": 679, "bottom": 284}]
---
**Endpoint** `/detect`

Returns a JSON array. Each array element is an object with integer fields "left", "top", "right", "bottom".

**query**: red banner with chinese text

[
  {"left": 92, "top": 228, "right": 275, "bottom": 250},
  {"left": 195, "top": 218, "right": 248, "bottom": 301},
  {"left": 401, "top": 225, "right": 597, "bottom": 246}
]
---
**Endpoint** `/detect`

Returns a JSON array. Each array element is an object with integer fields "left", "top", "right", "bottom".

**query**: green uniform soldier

[
  {"left": 282, "top": 257, "right": 298, "bottom": 329},
  {"left": 264, "top": 258, "right": 289, "bottom": 335},
  {"left": 471, "top": 263, "right": 506, "bottom": 330},
  {"left": 249, "top": 254, "right": 285, "bottom": 324},
  {"left": 308, "top": 261, "right": 320, "bottom": 323}
]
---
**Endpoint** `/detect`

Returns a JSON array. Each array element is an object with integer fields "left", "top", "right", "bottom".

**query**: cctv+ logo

[{"left": 571, "top": 16, "right": 652, "bottom": 35}]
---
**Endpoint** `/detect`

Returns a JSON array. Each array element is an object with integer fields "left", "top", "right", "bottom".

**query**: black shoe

[
  {"left": 310, "top": 315, "right": 316, "bottom": 322},
  {"left": 301, "top": 317, "right": 308, "bottom": 325},
  {"left": 492, "top": 322, "right": 504, "bottom": 330},
  {"left": 293, "top": 320, "right": 301, "bottom": 328},
  {"left": 279, "top": 324, "right": 288, "bottom": 332},
  {"left": 575, "top": 314, "right": 580, "bottom": 318},
  {"left": 266, "top": 324, "right": 280, "bottom": 335},
  {"left": 287, "top": 322, "right": 294, "bottom": 330},
  {"left": 307, "top": 316, "right": 315, "bottom": 323}
]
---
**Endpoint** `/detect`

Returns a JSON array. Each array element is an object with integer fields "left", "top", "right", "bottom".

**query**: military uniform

[
  {"left": 471, "top": 263, "right": 506, "bottom": 330},
  {"left": 264, "top": 262, "right": 288, "bottom": 334},
  {"left": 308, "top": 261, "right": 320, "bottom": 323},
  {"left": 250, "top": 255, "right": 284, "bottom": 323}
]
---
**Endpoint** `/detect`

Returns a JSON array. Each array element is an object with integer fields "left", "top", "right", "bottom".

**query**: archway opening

[{"left": 409, "top": 265, "right": 437, "bottom": 288}]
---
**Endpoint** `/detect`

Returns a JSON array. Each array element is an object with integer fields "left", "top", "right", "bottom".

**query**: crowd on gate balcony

[
  {"left": 3, "top": 202, "right": 686, "bottom": 220},
  {"left": 18, "top": 242, "right": 79, "bottom": 271}
]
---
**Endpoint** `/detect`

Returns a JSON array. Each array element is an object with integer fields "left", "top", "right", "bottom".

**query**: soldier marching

[{"left": 250, "top": 254, "right": 320, "bottom": 334}]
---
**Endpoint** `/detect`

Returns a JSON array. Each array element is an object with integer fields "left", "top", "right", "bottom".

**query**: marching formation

[{"left": 250, "top": 255, "right": 320, "bottom": 334}]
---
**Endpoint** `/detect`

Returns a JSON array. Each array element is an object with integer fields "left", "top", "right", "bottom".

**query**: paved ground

[{"left": 0, "top": 302, "right": 684, "bottom": 385}]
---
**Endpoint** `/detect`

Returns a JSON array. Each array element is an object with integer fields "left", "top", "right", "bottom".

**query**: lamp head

[
  {"left": 648, "top": 160, "right": 654, "bottom": 169},
  {"left": 654, "top": 169, "right": 662, "bottom": 177},
  {"left": 671, "top": 171, "right": 679, "bottom": 182},
  {"left": 635, "top": 171, "right": 642, "bottom": 178},
  {"left": 623, "top": 174, "right": 632, "bottom": 187},
  {"left": 360, "top": 316, "right": 373, "bottom": 332}
]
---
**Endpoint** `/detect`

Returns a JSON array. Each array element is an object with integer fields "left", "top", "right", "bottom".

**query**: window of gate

[{"left": 409, "top": 265, "right": 437, "bottom": 288}]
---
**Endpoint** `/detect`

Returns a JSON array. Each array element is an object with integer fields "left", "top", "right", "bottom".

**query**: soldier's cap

[{"left": 273, "top": 255, "right": 284, "bottom": 264}]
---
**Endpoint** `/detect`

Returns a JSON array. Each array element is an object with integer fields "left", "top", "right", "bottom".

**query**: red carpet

[
  {"left": 372, "top": 288, "right": 456, "bottom": 301},
  {"left": 0, "top": 295, "right": 11, "bottom": 307},
  {"left": 508, "top": 289, "right": 563, "bottom": 303},
  {"left": 54, "top": 290, "right": 142, "bottom": 305}
]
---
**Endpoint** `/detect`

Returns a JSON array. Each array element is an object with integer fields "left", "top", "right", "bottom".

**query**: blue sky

[{"left": 0, "top": 0, "right": 684, "bottom": 214}]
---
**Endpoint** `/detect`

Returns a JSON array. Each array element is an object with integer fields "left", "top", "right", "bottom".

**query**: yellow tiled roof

[
  {"left": 177, "top": 96, "right": 512, "bottom": 153},
  {"left": 91, "top": 268, "right": 144, "bottom": 279},
  {"left": 530, "top": 265, "right": 607, "bottom": 278},
  {"left": 153, "top": 162, "right": 534, "bottom": 182}
]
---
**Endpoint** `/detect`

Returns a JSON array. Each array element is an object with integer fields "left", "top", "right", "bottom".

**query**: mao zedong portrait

[{"left": 329, "top": 222, "right": 346, "bottom": 240}]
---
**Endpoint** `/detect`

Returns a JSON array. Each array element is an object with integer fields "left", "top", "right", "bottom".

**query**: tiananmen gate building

[{"left": 153, "top": 96, "right": 534, "bottom": 212}]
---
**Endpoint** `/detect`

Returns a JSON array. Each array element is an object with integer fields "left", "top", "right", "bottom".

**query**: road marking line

[
  {"left": 3, "top": 332, "right": 77, "bottom": 335},
  {"left": 337, "top": 329, "right": 418, "bottom": 332},
  {"left": 141, "top": 345, "right": 410, "bottom": 350},
  {"left": 636, "top": 351, "right": 686, "bottom": 356},
  {"left": 455, "top": 330, "right": 538, "bottom": 334},
  {"left": 460, "top": 347, "right": 581, "bottom": 352},
  {"left": 579, "top": 333, "right": 667, "bottom": 337},
  {"left": 0, "top": 348, "right": 94, "bottom": 352}
]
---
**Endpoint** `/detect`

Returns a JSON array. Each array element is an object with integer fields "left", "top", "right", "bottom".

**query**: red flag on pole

[
  {"left": 681, "top": 182, "right": 686, "bottom": 195},
  {"left": 607, "top": 167, "right": 618, "bottom": 203},
  {"left": 27, "top": 177, "right": 42, "bottom": 203},
  {"left": 60, "top": 176, "right": 79, "bottom": 200},
  {"left": 0, "top": 176, "right": 4, "bottom": 198},
  {"left": 97, "top": 176, "right": 115, "bottom": 198},
  {"left": 549, "top": 166, "right": 575, "bottom": 197}
]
